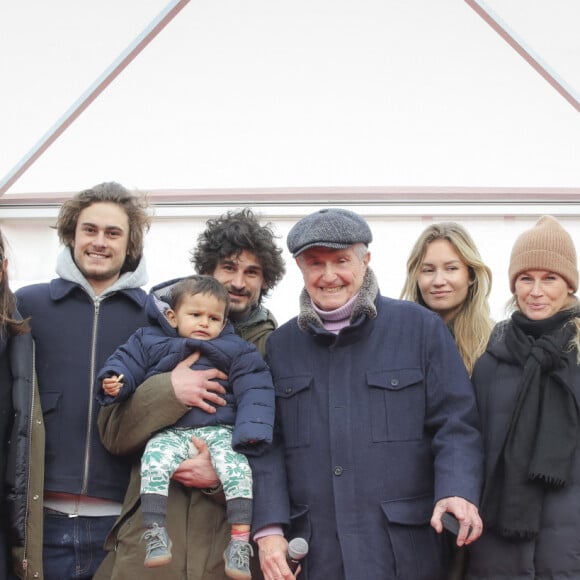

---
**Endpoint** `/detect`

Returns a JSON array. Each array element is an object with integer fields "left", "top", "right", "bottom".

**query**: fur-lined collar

[{"left": 297, "top": 267, "right": 379, "bottom": 332}]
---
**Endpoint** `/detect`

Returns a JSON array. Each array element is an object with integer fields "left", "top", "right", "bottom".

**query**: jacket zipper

[
  {"left": 81, "top": 299, "right": 100, "bottom": 495},
  {"left": 22, "top": 342, "right": 36, "bottom": 577}
]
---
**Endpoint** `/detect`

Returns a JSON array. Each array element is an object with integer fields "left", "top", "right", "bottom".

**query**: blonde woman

[
  {"left": 401, "top": 222, "right": 493, "bottom": 376},
  {"left": 402, "top": 222, "right": 492, "bottom": 579}
]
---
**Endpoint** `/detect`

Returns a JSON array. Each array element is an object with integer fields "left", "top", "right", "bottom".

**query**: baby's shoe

[
  {"left": 141, "top": 523, "right": 173, "bottom": 568},
  {"left": 223, "top": 539, "right": 253, "bottom": 579}
]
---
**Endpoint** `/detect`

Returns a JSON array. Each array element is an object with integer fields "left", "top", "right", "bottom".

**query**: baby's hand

[{"left": 102, "top": 374, "right": 124, "bottom": 397}]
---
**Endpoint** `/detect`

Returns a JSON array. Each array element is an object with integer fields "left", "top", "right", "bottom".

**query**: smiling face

[
  {"left": 417, "top": 238, "right": 471, "bottom": 324},
  {"left": 298, "top": 245, "right": 370, "bottom": 311},
  {"left": 71, "top": 202, "right": 130, "bottom": 295},
  {"left": 211, "top": 250, "right": 267, "bottom": 321},
  {"left": 514, "top": 269, "right": 573, "bottom": 320},
  {"left": 166, "top": 292, "right": 227, "bottom": 340}
]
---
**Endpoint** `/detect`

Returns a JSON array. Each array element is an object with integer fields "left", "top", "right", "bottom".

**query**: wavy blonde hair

[{"left": 400, "top": 222, "right": 493, "bottom": 375}]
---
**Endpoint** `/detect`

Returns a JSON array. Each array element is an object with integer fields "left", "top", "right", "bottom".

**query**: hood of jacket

[
  {"left": 56, "top": 247, "right": 148, "bottom": 301},
  {"left": 144, "top": 277, "right": 197, "bottom": 336}
]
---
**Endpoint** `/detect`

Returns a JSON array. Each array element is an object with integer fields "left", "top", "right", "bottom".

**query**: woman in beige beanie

[{"left": 467, "top": 215, "right": 580, "bottom": 579}]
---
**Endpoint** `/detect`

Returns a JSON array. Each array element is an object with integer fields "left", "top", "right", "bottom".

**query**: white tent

[{"left": 1, "top": 0, "right": 579, "bottom": 323}]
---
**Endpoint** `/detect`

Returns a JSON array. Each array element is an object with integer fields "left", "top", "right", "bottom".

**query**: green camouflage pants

[{"left": 140, "top": 425, "right": 252, "bottom": 501}]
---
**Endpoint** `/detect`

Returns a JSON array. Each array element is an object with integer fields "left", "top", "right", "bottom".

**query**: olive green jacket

[
  {"left": 231, "top": 305, "right": 276, "bottom": 358},
  {"left": 95, "top": 374, "right": 230, "bottom": 580},
  {"left": 8, "top": 337, "right": 45, "bottom": 580}
]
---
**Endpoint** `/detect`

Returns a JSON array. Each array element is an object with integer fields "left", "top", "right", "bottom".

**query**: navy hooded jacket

[{"left": 97, "top": 278, "right": 275, "bottom": 456}]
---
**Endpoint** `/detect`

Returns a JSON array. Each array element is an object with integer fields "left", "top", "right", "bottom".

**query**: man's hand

[
  {"left": 172, "top": 437, "right": 219, "bottom": 488},
  {"left": 171, "top": 351, "right": 228, "bottom": 413},
  {"left": 431, "top": 496, "right": 483, "bottom": 546},
  {"left": 257, "top": 535, "right": 298, "bottom": 580}
]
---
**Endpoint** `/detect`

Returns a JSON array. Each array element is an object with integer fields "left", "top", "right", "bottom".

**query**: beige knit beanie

[{"left": 509, "top": 215, "right": 578, "bottom": 293}]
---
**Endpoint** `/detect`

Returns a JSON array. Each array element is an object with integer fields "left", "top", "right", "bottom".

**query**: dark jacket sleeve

[
  {"left": 249, "top": 431, "right": 291, "bottom": 532},
  {"left": 424, "top": 315, "right": 484, "bottom": 505},
  {"left": 229, "top": 346, "right": 276, "bottom": 456},
  {"left": 96, "top": 329, "right": 150, "bottom": 405}
]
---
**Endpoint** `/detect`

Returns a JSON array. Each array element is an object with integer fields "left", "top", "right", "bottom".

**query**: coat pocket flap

[
  {"left": 381, "top": 495, "right": 433, "bottom": 525},
  {"left": 275, "top": 375, "right": 312, "bottom": 399},
  {"left": 367, "top": 368, "right": 423, "bottom": 391}
]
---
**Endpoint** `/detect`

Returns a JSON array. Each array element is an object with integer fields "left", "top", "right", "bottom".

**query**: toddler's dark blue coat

[{"left": 98, "top": 278, "right": 275, "bottom": 455}]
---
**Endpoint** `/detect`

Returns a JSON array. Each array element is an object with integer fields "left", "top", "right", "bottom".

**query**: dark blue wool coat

[{"left": 251, "top": 270, "right": 483, "bottom": 580}]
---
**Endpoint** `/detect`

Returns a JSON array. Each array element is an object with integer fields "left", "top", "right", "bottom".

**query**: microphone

[{"left": 287, "top": 537, "right": 309, "bottom": 574}]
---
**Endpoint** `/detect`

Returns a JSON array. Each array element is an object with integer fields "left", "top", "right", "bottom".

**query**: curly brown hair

[
  {"left": 55, "top": 182, "right": 151, "bottom": 273},
  {"left": 191, "top": 208, "right": 285, "bottom": 302}
]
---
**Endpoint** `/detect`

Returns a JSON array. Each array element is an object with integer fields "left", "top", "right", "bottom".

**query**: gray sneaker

[
  {"left": 141, "top": 523, "right": 173, "bottom": 568},
  {"left": 223, "top": 539, "right": 253, "bottom": 580}
]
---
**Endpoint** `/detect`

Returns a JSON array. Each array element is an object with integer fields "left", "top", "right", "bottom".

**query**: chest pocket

[
  {"left": 274, "top": 375, "right": 312, "bottom": 448},
  {"left": 367, "top": 368, "right": 425, "bottom": 442}
]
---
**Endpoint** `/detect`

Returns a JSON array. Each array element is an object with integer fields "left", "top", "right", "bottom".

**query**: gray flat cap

[{"left": 287, "top": 208, "right": 373, "bottom": 257}]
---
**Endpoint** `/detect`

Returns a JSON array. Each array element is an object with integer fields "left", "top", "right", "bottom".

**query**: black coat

[
  {"left": 1, "top": 313, "right": 34, "bottom": 580},
  {"left": 467, "top": 322, "right": 580, "bottom": 579},
  {"left": 0, "top": 332, "right": 12, "bottom": 580}
]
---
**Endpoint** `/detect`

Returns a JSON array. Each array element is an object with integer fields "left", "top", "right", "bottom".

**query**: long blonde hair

[{"left": 400, "top": 222, "right": 493, "bottom": 375}]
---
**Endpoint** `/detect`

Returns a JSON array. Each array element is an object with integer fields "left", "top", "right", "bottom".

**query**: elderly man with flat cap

[{"left": 249, "top": 208, "right": 484, "bottom": 580}]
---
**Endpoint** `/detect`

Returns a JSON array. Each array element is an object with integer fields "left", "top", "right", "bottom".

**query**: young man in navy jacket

[{"left": 11, "top": 182, "right": 151, "bottom": 580}]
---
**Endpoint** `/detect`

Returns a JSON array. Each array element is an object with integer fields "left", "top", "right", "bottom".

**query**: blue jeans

[{"left": 42, "top": 508, "right": 117, "bottom": 580}]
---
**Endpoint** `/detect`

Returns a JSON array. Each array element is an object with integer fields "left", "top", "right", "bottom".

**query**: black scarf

[{"left": 481, "top": 310, "right": 579, "bottom": 539}]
